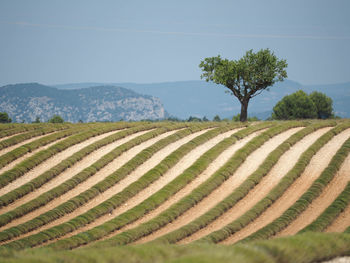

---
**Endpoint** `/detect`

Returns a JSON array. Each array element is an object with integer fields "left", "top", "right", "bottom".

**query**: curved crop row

[
  {"left": 0, "top": 125, "right": 91, "bottom": 169},
  {"left": 0, "top": 124, "right": 183, "bottom": 228},
  {"left": 0, "top": 122, "right": 141, "bottom": 188},
  {"left": 0, "top": 125, "right": 70, "bottom": 151},
  {"left": 0, "top": 123, "right": 73, "bottom": 139},
  {"left": 0, "top": 123, "right": 219, "bottom": 248},
  {"left": 72, "top": 123, "right": 304, "bottom": 249},
  {"left": 150, "top": 121, "right": 336, "bottom": 244},
  {"left": 196, "top": 121, "right": 350, "bottom": 244},
  {"left": 299, "top": 181, "right": 350, "bottom": 233},
  {"left": 42, "top": 123, "right": 267, "bottom": 250},
  {"left": 241, "top": 134, "right": 350, "bottom": 242}
]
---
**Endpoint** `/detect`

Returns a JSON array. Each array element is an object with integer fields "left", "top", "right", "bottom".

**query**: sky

[{"left": 0, "top": 0, "right": 350, "bottom": 86}]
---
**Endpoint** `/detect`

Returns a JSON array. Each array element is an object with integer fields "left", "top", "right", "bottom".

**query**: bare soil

[
  {"left": 180, "top": 127, "right": 330, "bottom": 243},
  {"left": 136, "top": 128, "right": 301, "bottom": 244},
  {"left": 221, "top": 128, "right": 350, "bottom": 244}
]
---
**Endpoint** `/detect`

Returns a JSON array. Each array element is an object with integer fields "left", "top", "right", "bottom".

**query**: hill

[
  {"left": 0, "top": 120, "right": 349, "bottom": 263},
  {"left": 0, "top": 83, "right": 167, "bottom": 122},
  {"left": 55, "top": 80, "right": 350, "bottom": 119}
]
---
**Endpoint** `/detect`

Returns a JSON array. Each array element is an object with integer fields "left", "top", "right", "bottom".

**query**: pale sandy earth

[
  {"left": 277, "top": 153, "right": 350, "bottom": 236},
  {"left": 0, "top": 131, "right": 57, "bottom": 157},
  {"left": 0, "top": 129, "right": 155, "bottom": 227},
  {"left": 2, "top": 128, "right": 208, "bottom": 243},
  {"left": 325, "top": 202, "right": 350, "bottom": 232},
  {"left": 180, "top": 127, "right": 331, "bottom": 243},
  {"left": 323, "top": 257, "right": 350, "bottom": 263},
  {"left": 0, "top": 136, "right": 68, "bottom": 175},
  {"left": 86, "top": 128, "right": 253, "bottom": 244},
  {"left": 221, "top": 128, "right": 350, "bottom": 244},
  {"left": 0, "top": 129, "right": 121, "bottom": 195},
  {"left": 136, "top": 127, "right": 302, "bottom": 244}
]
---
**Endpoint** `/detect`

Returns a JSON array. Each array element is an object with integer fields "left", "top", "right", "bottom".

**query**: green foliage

[
  {"left": 32, "top": 116, "right": 41, "bottom": 123},
  {"left": 232, "top": 114, "right": 259, "bottom": 122},
  {"left": 272, "top": 90, "right": 317, "bottom": 120},
  {"left": 48, "top": 115, "right": 64, "bottom": 123},
  {"left": 213, "top": 115, "right": 221, "bottom": 122},
  {"left": 0, "top": 112, "right": 12, "bottom": 123},
  {"left": 187, "top": 116, "right": 202, "bottom": 122},
  {"left": 272, "top": 90, "right": 334, "bottom": 120},
  {"left": 200, "top": 49, "right": 287, "bottom": 121},
  {"left": 309, "top": 91, "right": 334, "bottom": 119}
]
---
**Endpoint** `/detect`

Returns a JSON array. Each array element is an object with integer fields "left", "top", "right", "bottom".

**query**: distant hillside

[
  {"left": 55, "top": 80, "right": 350, "bottom": 119},
  {"left": 0, "top": 83, "right": 167, "bottom": 122}
]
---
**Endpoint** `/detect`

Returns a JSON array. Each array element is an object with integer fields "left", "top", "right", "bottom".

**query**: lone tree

[
  {"left": 199, "top": 49, "right": 288, "bottom": 122},
  {"left": 48, "top": 115, "right": 64, "bottom": 123}
]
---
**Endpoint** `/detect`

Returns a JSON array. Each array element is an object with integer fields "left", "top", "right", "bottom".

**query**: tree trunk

[{"left": 240, "top": 100, "right": 249, "bottom": 122}]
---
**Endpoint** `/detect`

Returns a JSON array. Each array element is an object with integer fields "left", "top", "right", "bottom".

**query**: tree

[
  {"left": 48, "top": 115, "right": 64, "bottom": 123},
  {"left": 199, "top": 49, "right": 287, "bottom": 122},
  {"left": 272, "top": 90, "right": 317, "bottom": 120},
  {"left": 213, "top": 115, "right": 221, "bottom": 122},
  {"left": 32, "top": 116, "right": 41, "bottom": 123},
  {"left": 0, "top": 112, "right": 12, "bottom": 123},
  {"left": 309, "top": 91, "right": 334, "bottom": 119}
]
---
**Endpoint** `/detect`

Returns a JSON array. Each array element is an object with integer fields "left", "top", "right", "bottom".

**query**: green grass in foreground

[{"left": 0, "top": 232, "right": 349, "bottom": 262}]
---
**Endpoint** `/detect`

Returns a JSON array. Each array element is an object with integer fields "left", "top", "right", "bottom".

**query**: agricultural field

[{"left": 0, "top": 120, "right": 349, "bottom": 263}]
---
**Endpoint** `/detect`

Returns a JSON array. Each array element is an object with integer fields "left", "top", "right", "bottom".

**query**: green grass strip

[
  {"left": 242, "top": 133, "right": 350, "bottom": 242},
  {"left": 153, "top": 121, "right": 336, "bottom": 244},
  {"left": 0, "top": 122, "right": 138, "bottom": 188},
  {"left": 198, "top": 121, "right": 350, "bottom": 244},
  {"left": 199, "top": 121, "right": 350, "bottom": 244},
  {"left": 0, "top": 125, "right": 92, "bottom": 169},
  {"left": 0, "top": 125, "right": 71, "bottom": 151},
  {"left": 45, "top": 122, "right": 260, "bottom": 250},
  {"left": 0, "top": 123, "right": 73, "bottom": 139},
  {"left": 2, "top": 123, "right": 218, "bottom": 249},
  {"left": 0, "top": 124, "right": 180, "bottom": 230},
  {"left": 298, "top": 182, "right": 350, "bottom": 233},
  {"left": 85, "top": 123, "right": 302, "bottom": 249},
  {"left": 2, "top": 229, "right": 349, "bottom": 262}
]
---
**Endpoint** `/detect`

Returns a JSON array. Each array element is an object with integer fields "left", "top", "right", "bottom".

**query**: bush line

[
  {"left": 5, "top": 123, "right": 231, "bottom": 251},
  {"left": 241, "top": 133, "right": 350, "bottom": 242},
  {"left": 0, "top": 123, "right": 189, "bottom": 239},
  {"left": 0, "top": 125, "right": 91, "bottom": 169},
  {"left": 93, "top": 122, "right": 303, "bottom": 248},
  {"left": 0, "top": 123, "right": 72, "bottom": 139},
  {"left": 74, "top": 123, "right": 307, "bottom": 249},
  {"left": 0, "top": 123, "right": 179, "bottom": 220},
  {"left": 0, "top": 123, "right": 217, "bottom": 248},
  {"left": 0, "top": 122, "right": 141, "bottom": 188},
  {"left": 298, "top": 181, "right": 350, "bottom": 233},
  {"left": 152, "top": 121, "right": 336, "bottom": 244},
  {"left": 197, "top": 121, "right": 350, "bottom": 244},
  {"left": 0, "top": 125, "right": 72, "bottom": 151},
  {"left": 49, "top": 122, "right": 274, "bottom": 250}
]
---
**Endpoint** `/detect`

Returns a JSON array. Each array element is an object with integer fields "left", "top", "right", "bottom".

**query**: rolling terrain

[{"left": 0, "top": 120, "right": 349, "bottom": 262}]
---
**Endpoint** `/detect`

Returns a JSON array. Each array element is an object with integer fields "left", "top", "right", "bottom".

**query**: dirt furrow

[
  {"left": 0, "top": 131, "right": 57, "bottom": 157},
  {"left": 0, "top": 129, "right": 121, "bottom": 196},
  {"left": 4, "top": 128, "right": 206, "bottom": 242},
  {"left": 221, "top": 128, "right": 350, "bottom": 244},
  {"left": 0, "top": 129, "right": 152, "bottom": 217},
  {"left": 97, "top": 128, "right": 262, "bottom": 242},
  {"left": 325, "top": 200, "right": 350, "bottom": 232},
  {"left": 277, "top": 153, "right": 350, "bottom": 236},
  {"left": 180, "top": 127, "right": 330, "bottom": 243},
  {"left": 136, "top": 128, "right": 301, "bottom": 244}
]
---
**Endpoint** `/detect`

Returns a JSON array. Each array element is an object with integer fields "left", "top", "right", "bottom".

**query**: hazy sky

[{"left": 1, "top": 0, "right": 349, "bottom": 86}]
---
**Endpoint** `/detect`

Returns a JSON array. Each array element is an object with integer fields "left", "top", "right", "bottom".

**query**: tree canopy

[
  {"left": 199, "top": 49, "right": 287, "bottom": 121},
  {"left": 48, "top": 115, "right": 64, "bottom": 123},
  {"left": 0, "top": 112, "right": 12, "bottom": 123},
  {"left": 272, "top": 90, "right": 334, "bottom": 120}
]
